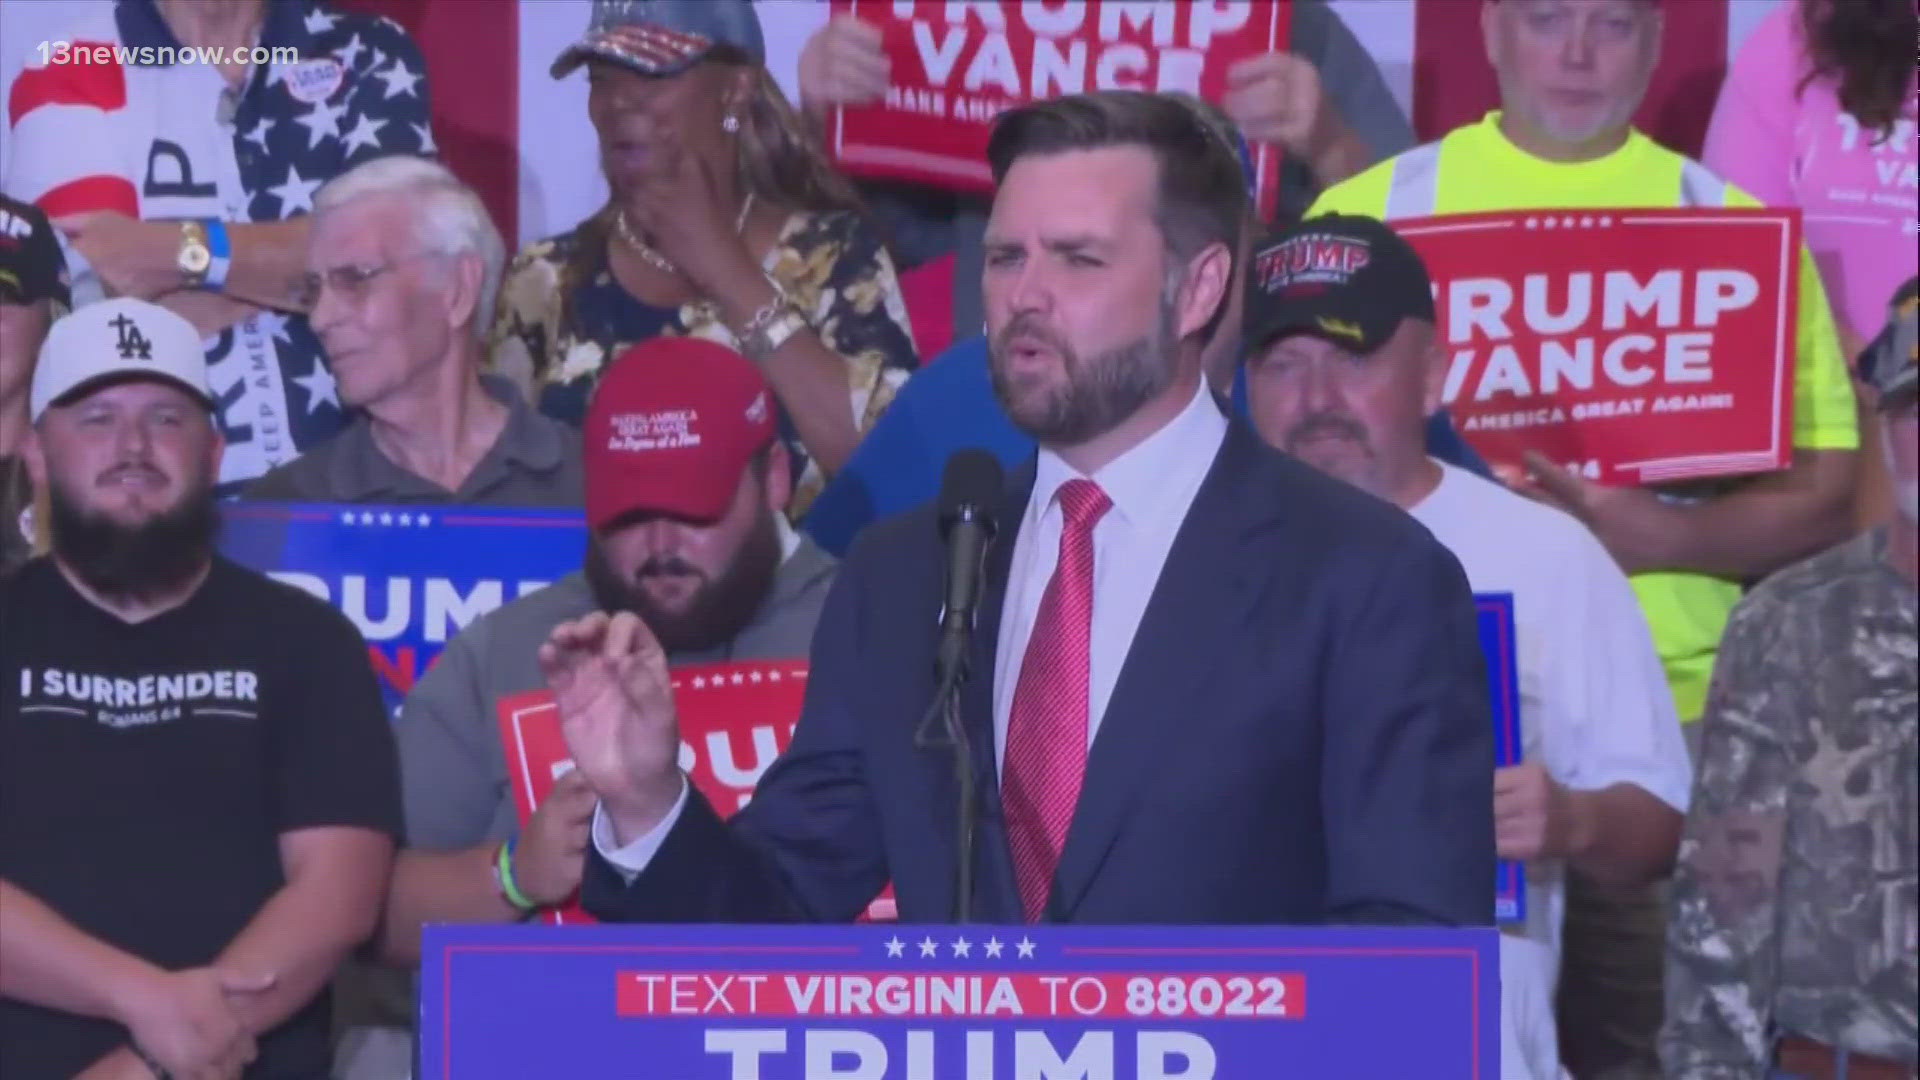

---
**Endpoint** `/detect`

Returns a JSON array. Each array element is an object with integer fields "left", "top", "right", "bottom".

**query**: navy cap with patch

[
  {"left": 1243, "top": 214, "right": 1436, "bottom": 357},
  {"left": 551, "top": 0, "right": 765, "bottom": 80}
]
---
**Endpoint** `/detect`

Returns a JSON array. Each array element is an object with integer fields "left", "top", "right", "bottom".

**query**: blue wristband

[{"left": 202, "top": 218, "right": 231, "bottom": 291}]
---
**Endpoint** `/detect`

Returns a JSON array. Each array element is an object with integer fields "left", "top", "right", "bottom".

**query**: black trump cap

[{"left": 1243, "top": 214, "right": 1436, "bottom": 357}]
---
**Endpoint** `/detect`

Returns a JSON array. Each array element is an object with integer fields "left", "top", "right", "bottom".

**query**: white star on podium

[
  {"left": 983, "top": 937, "right": 1004, "bottom": 959},
  {"left": 951, "top": 937, "right": 972, "bottom": 958},
  {"left": 883, "top": 936, "right": 905, "bottom": 958},
  {"left": 918, "top": 937, "right": 939, "bottom": 958},
  {"left": 1015, "top": 936, "right": 1037, "bottom": 959}
]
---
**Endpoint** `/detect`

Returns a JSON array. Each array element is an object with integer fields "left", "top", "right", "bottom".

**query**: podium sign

[{"left": 420, "top": 923, "right": 1500, "bottom": 1078}]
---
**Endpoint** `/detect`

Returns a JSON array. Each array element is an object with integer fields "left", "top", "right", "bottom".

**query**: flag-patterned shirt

[{"left": 5, "top": 0, "right": 434, "bottom": 490}]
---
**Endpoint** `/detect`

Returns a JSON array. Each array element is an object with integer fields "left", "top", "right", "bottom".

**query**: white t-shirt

[{"left": 1411, "top": 461, "right": 1693, "bottom": 1079}]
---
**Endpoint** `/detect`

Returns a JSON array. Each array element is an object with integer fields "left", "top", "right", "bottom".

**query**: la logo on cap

[{"left": 109, "top": 313, "right": 155, "bottom": 361}]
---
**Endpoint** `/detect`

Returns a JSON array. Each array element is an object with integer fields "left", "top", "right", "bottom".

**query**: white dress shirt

[
  {"left": 594, "top": 380, "right": 1228, "bottom": 878},
  {"left": 991, "top": 379, "right": 1227, "bottom": 768}
]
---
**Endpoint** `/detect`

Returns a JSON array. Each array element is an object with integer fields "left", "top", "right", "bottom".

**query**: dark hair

[
  {"left": 1798, "top": 0, "right": 1917, "bottom": 138},
  {"left": 986, "top": 91, "right": 1248, "bottom": 336}
]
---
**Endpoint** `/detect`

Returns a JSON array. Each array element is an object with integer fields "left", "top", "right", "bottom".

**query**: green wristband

[{"left": 495, "top": 838, "right": 537, "bottom": 912}]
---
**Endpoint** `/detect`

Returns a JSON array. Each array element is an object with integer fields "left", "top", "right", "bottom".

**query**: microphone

[
  {"left": 918, "top": 449, "right": 1003, "bottom": 924},
  {"left": 933, "top": 449, "right": 1005, "bottom": 687}
]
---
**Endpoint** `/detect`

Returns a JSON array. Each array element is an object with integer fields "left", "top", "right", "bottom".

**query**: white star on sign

[
  {"left": 1015, "top": 936, "right": 1036, "bottom": 959},
  {"left": 291, "top": 357, "right": 338, "bottom": 414},
  {"left": 338, "top": 511, "right": 354, "bottom": 525},
  {"left": 243, "top": 116, "right": 275, "bottom": 151},
  {"left": 303, "top": 7, "right": 339, "bottom": 34},
  {"left": 336, "top": 33, "right": 367, "bottom": 71},
  {"left": 951, "top": 937, "right": 972, "bottom": 958},
  {"left": 691, "top": 676, "right": 706, "bottom": 689},
  {"left": 379, "top": 513, "right": 393, "bottom": 526},
  {"left": 884, "top": 936, "right": 905, "bottom": 958},
  {"left": 918, "top": 937, "right": 939, "bottom": 959},
  {"left": 358, "top": 512, "right": 375, "bottom": 525},
  {"left": 375, "top": 60, "right": 421, "bottom": 100},
  {"left": 749, "top": 670, "right": 763, "bottom": 683},
  {"left": 295, "top": 97, "right": 347, "bottom": 150},
  {"left": 266, "top": 164, "right": 321, "bottom": 215},
  {"left": 417, "top": 514, "right": 432, "bottom": 527},
  {"left": 340, "top": 112, "right": 387, "bottom": 157},
  {"left": 731, "top": 673, "right": 745, "bottom": 685},
  {"left": 983, "top": 937, "right": 1004, "bottom": 959},
  {"left": 400, "top": 514, "right": 416, "bottom": 527},
  {"left": 768, "top": 671, "right": 782, "bottom": 682}
]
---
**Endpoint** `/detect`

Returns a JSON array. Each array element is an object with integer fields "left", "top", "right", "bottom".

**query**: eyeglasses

[{"left": 299, "top": 252, "right": 442, "bottom": 308}]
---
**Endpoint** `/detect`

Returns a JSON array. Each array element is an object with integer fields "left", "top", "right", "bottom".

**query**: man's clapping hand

[
  {"left": 539, "top": 611, "right": 683, "bottom": 846},
  {"left": 513, "top": 768, "right": 599, "bottom": 907}
]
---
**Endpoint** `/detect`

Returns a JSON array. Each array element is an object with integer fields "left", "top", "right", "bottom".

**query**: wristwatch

[{"left": 176, "top": 220, "right": 212, "bottom": 287}]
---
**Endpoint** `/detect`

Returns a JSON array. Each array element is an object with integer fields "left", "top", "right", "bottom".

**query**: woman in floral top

[{"left": 491, "top": 2, "right": 918, "bottom": 519}]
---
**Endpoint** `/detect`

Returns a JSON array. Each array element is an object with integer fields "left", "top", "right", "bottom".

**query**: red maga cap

[{"left": 582, "top": 336, "right": 778, "bottom": 531}]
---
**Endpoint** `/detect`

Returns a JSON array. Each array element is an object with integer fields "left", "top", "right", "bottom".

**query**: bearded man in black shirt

[{"left": 0, "top": 298, "right": 401, "bottom": 1080}]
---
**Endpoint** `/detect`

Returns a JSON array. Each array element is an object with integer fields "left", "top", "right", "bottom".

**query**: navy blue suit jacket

[{"left": 585, "top": 417, "right": 1496, "bottom": 927}]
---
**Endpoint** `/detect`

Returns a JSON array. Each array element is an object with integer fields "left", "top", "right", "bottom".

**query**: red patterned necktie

[{"left": 1002, "top": 478, "right": 1112, "bottom": 923}]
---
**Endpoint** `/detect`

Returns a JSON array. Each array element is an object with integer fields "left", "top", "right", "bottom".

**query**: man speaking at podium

[{"left": 545, "top": 90, "right": 1496, "bottom": 928}]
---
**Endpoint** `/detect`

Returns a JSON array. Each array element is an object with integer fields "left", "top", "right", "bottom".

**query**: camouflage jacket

[{"left": 1661, "top": 529, "right": 1918, "bottom": 1078}]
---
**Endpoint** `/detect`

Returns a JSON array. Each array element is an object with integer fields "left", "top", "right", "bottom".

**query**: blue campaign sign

[
  {"left": 217, "top": 503, "right": 587, "bottom": 713},
  {"left": 1476, "top": 593, "right": 1526, "bottom": 924},
  {"left": 420, "top": 923, "right": 1501, "bottom": 1080}
]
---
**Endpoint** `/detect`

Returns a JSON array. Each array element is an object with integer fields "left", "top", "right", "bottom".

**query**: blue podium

[{"left": 419, "top": 923, "right": 1501, "bottom": 1078}]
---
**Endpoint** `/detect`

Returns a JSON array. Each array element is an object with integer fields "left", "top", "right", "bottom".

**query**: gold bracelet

[{"left": 736, "top": 290, "right": 807, "bottom": 361}]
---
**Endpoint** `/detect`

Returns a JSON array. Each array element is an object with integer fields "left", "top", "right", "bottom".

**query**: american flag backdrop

[{"left": 2, "top": 0, "right": 1783, "bottom": 275}]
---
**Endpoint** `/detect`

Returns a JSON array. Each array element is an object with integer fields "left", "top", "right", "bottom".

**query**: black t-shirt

[{"left": 0, "top": 557, "right": 402, "bottom": 1080}]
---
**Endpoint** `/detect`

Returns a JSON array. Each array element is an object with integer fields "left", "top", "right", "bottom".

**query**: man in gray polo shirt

[
  {"left": 330, "top": 338, "right": 829, "bottom": 1077},
  {"left": 243, "top": 156, "right": 583, "bottom": 507}
]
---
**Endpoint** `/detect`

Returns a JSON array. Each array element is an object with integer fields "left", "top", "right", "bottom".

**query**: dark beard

[
  {"left": 48, "top": 479, "right": 219, "bottom": 605},
  {"left": 990, "top": 301, "right": 1178, "bottom": 446},
  {"left": 584, "top": 509, "right": 783, "bottom": 654}
]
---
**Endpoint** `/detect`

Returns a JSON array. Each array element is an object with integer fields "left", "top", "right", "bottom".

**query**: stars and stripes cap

[
  {"left": 550, "top": 0, "right": 765, "bottom": 80},
  {"left": 31, "top": 298, "right": 212, "bottom": 422}
]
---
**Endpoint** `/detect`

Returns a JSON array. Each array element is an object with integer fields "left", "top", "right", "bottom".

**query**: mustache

[
  {"left": 1284, "top": 413, "right": 1369, "bottom": 450},
  {"left": 994, "top": 315, "right": 1070, "bottom": 356},
  {"left": 636, "top": 555, "right": 702, "bottom": 580},
  {"left": 98, "top": 462, "right": 168, "bottom": 486}
]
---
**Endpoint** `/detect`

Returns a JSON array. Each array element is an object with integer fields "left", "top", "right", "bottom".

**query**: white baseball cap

[{"left": 31, "top": 297, "right": 212, "bottom": 422}]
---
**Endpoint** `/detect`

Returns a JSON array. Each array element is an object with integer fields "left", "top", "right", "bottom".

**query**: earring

[{"left": 722, "top": 113, "right": 740, "bottom": 134}]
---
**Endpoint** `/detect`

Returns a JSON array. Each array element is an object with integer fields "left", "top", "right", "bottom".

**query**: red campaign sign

[
  {"left": 1395, "top": 208, "right": 1801, "bottom": 486},
  {"left": 496, "top": 660, "right": 899, "bottom": 926},
  {"left": 828, "top": 0, "right": 1292, "bottom": 218}
]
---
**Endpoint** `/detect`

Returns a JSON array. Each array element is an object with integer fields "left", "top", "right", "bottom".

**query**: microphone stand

[{"left": 917, "top": 623, "right": 978, "bottom": 924}]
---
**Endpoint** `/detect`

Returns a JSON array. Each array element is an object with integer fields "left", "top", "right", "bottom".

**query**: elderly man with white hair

[{"left": 243, "top": 156, "right": 582, "bottom": 506}]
